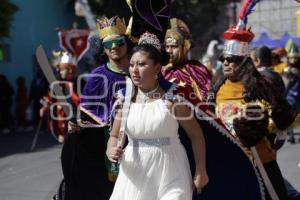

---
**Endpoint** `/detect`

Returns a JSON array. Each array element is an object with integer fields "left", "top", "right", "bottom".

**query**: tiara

[
  {"left": 96, "top": 16, "right": 126, "bottom": 39},
  {"left": 138, "top": 32, "right": 161, "bottom": 50}
]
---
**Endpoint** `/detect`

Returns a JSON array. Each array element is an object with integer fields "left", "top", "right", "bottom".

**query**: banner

[{"left": 58, "top": 29, "right": 90, "bottom": 61}]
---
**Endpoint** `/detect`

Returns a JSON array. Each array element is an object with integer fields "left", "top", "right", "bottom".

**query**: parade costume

[
  {"left": 108, "top": 31, "right": 264, "bottom": 200},
  {"left": 207, "top": 0, "right": 300, "bottom": 199},
  {"left": 40, "top": 52, "right": 80, "bottom": 143},
  {"left": 60, "top": 16, "right": 129, "bottom": 200},
  {"left": 162, "top": 18, "right": 211, "bottom": 101},
  {"left": 111, "top": 80, "right": 265, "bottom": 200},
  {"left": 126, "top": 0, "right": 171, "bottom": 43},
  {"left": 110, "top": 89, "right": 193, "bottom": 200}
]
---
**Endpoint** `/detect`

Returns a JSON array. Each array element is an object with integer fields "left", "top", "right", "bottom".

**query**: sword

[
  {"left": 36, "top": 45, "right": 70, "bottom": 116},
  {"left": 117, "top": 77, "right": 134, "bottom": 148},
  {"left": 31, "top": 45, "right": 71, "bottom": 148},
  {"left": 111, "top": 77, "right": 134, "bottom": 170},
  {"left": 30, "top": 117, "right": 43, "bottom": 151}
]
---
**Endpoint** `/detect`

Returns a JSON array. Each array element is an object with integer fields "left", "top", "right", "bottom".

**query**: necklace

[{"left": 137, "top": 84, "right": 160, "bottom": 103}]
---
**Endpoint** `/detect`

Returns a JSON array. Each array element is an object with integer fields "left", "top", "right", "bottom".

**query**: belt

[{"left": 128, "top": 137, "right": 178, "bottom": 147}]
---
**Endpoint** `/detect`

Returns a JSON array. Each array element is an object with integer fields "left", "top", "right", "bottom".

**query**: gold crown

[
  {"left": 165, "top": 18, "right": 190, "bottom": 44},
  {"left": 165, "top": 18, "right": 191, "bottom": 53},
  {"left": 96, "top": 16, "right": 126, "bottom": 39}
]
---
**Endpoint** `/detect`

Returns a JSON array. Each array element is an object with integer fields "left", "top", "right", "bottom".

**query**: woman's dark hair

[{"left": 129, "top": 43, "right": 169, "bottom": 66}]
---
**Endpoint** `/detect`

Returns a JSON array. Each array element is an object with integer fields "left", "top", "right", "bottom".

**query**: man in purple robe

[{"left": 61, "top": 16, "right": 133, "bottom": 200}]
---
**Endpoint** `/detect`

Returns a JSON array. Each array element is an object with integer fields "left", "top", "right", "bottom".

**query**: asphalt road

[
  {"left": 0, "top": 129, "right": 62, "bottom": 200},
  {"left": 0, "top": 129, "right": 299, "bottom": 200},
  {"left": 278, "top": 140, "right": 300, "bottom": 191}
]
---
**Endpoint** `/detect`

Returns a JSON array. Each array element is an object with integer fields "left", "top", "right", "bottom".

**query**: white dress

[{"left": 110, "top": 99, "right": 193, "bottom": 200}]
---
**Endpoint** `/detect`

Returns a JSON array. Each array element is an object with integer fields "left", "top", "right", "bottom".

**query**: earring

[{"left": 154, "top": 74, "right": 158, "bottom": 80}]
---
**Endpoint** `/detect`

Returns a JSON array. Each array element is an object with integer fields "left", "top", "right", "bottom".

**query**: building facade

[{"left": 246, "top": 0, "right": 299, "bottom": 38}]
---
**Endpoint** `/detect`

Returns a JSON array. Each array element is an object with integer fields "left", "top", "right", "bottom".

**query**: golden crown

[
  {"left": 165, "top": 18, "right": 190, "bottom": 44},
  {"left": 96, "top": 16, "right": 126, "bottom": 39}
]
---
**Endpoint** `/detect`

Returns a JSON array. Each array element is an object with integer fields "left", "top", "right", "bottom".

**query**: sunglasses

[
  {"left": 102, "top": 36, "right": 126, "bottom": 49},
  {"left": 219, "top": 55, "right": 244, "bottom": 64}
]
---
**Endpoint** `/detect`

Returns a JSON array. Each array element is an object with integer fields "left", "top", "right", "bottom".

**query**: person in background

[
  {"left": 252, "top": 46, "right": 300, "bottom": 200},
  {"left": 15, "top": 76, "right": 28, "bottom": 130},
  {"left": 28, "top": 57, "right": 49, "bottom": 130},
  {"left": 162, "top": 18, "right": 211, "bottom": 101},
  {"left": 0, "top": 74, "right": 14, "bottom": 134},
  {"left": 285, "top": 59, "right": 300, "bottom": 144},
  {"left": 39, "top": 52, "right": 80, "bottom": 143},
  {"left": 272, "top": 47, "right": 287, "bottom": 75},
  {"left": 251, "top": 46, "right": 285, "bottom": 94},
  {"left": 287, "top": 43, "right": 300, "bottom": 67}
]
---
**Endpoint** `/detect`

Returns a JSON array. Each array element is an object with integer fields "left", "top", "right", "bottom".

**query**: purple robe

[{"left": 80, "top": 64, "right": 127, "bottom": 125}]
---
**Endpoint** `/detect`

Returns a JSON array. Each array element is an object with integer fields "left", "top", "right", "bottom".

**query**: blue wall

[{"left": 0, "top": 0, "right": 83, "bottom": 92}]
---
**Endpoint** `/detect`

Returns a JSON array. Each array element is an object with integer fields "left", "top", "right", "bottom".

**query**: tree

[
  {"left": 80, "top": 0, "right": 240, "bottom": 53},
  {"left": 171, "top": 0, "right": 240, "bottom": 50},
  {"left": 0, "top": 0, "right": 19, "bottom": 40}
]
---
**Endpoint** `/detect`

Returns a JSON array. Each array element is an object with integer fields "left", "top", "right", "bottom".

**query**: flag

[{"left": 58, "top": 29, "right": 90, "bottom": 61}]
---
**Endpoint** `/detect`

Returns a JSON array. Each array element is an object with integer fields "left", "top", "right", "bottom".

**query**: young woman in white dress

[{"left": 106, "top": 38, "right": 208, "bottom": 200}]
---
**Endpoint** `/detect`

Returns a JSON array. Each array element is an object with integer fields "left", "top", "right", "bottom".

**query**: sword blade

[{"left": 35, "top": 45, "right": 70, "bottom": 116}]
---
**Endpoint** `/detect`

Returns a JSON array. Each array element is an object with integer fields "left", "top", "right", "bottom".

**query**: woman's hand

[
  {"left": 106, "top": 146, "right": 124, "bottom": 163},
  {"left": 193, "top": 171, "right": 209, "bottom": 194}
]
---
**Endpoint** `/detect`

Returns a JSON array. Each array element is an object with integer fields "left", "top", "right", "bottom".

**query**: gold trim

[
  {"left": 79, "top": 106, "right": 108, "bottom": 126},
  {"left": 97, "top": 17, "right": 126, "bottom": 39}
]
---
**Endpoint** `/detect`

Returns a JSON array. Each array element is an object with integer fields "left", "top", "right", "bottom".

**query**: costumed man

[
  {"left": 287, "top": 42, "right": 300, "bottom": 67},
  {"left": 285, "top": 59, "right": 300, "bottom": 144},
  {"left": 162, "top": 18, "right": 212, "bottom": 101},
  {"left": 61, "top": 16, "right": 133, "bottom": 200},
  {"left": 207, "top": 0, "right": 300, "bottom": 199},
  {"left": 40, "top": 51, "right": 80, "bottom": 143},
  {"left": 282, "top": 42, "right": 300, "bottom": 86},
  {"left": 272, "top": 47, "right": 287, "bottom": 75},
  {"left": 282, "top": 42, "right": 300, "bottom": 144}
]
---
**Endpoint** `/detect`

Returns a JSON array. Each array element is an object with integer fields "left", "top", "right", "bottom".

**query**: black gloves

[{"left": 233, "top": 105, "right": 269, "bottom": 147}]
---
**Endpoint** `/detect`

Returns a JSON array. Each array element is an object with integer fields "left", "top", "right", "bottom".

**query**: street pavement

[
  {"left": 0, "top": 129, "right": 299, "bottom": 200},
  {"left": 0, "top": 129, "right": 62, "bottom": 200},
  {"left": 278, "top": 140, "right": 300, "bottom": 191}
]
